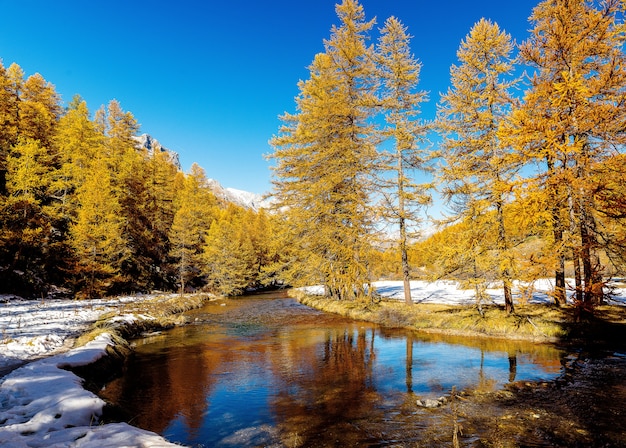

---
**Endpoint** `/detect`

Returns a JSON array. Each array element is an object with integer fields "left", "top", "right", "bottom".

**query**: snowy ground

[
  {"left": 1, "top": 280, "right": 624, "bottom": 447},
  {"left": 0, "top": 294, "right": 180, "bottom": 447},
  {"left": 305, "top": 278, "right": 626, "bottom": 306}
]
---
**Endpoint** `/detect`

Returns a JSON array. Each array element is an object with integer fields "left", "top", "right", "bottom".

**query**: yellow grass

[
  {"left": 295, "top": 291, "right": 581, "bottom": 342},
  {"left": 75, "top": 293, "right": 210, "bottom": 348}
]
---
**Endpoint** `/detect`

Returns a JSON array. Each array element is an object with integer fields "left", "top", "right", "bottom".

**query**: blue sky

[{"left": 0, "top": 0, "right": 539, "bottom": 194}]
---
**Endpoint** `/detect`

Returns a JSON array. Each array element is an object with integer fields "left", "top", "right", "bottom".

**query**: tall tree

[
  {"left": 19, "top": 73, "right": 61, "bottom": 148},
  {"left": 507, "top": 0, "right": 626, "bottom": 306},
  {"left": 376, "top": 16, "right": 430, "bottom": 305},
  {"left": 437, "top": 19, "right": 519, "bottom": 314},
  {"left": 0, "top": 137, "right": 54, "bottom": 295},
  {"left": 203, "top": 205, "right": 256, "bottom": 296},
  {"left": 69, "top": 156, "right": 128, "bottom": 298},
  {"left": 269, "top": 0, "right": 378, "bottom": 301},
  {"left": 169, "top": 164, "right": 217, "bottom": 293},
  {"left": 50, "top": 97, "right": 102, "bottom": 221}
]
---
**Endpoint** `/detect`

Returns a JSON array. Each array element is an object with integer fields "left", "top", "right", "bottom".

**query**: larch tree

[
  {"left": 169, "top": 164, "right": 217, "bottom": 293},
  {"left": 1, "top": 137, "right": 54, "bottom": 295},
  {"left": 507, "top": 0, "right": 626, "bottom": 306},
  {"left": 376, "top": 16, "right": 430, "bottom": 305},
  {"left": 269, "top": 0, "right": 378, "bottom": 301},
  {"left": 19, "top": 73, "right": 61, "bottom": 148},
  {"left": 203, "top": 205, "right": 256, "bottom": 296},
  {"left": 437, "top": 18, "right": 519, "bottom": 314},
  {"left": 134, "top": 146, "right": 180, "bottom": 290},
  {"left": 50, "top": 98, "right": 102, "bottom": 221},
  {"left": 0, "top": 62, "right": 15, "bottom": 192},
  {"left": 70, "top": 156, "right": 128, "bottom": 298}
]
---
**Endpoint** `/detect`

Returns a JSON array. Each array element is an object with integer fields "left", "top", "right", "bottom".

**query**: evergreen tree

[
  {"left": 376, "top": 16, "right": 431, "bottom": 305},
  {"left": 437, "top": 18, "right": 519, "bottom": 314},
  {"left": 269, "top": 0, "right": 378, "bottom": 301}
]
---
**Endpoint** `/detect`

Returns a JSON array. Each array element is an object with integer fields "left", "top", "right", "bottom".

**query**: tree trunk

[
  {"left": 400, "top": 217, "right": 412, "bottom": 305},
  {"left": 496, "top": 200, "right": 514, "bottom": 314},
  {"left": 547, "top": 156, "right": 567, "bottom": 306}
]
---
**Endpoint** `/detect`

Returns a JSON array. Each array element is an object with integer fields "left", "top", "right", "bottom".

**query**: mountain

[
  {"left": 133, "top": 133, "right": 181, "bottom": 169},
  {"left": 205, "top": 179, "right": 272, "bottom": 211},
  {"left": 135, "top": 133, "right": 270, "bottom": 211}
]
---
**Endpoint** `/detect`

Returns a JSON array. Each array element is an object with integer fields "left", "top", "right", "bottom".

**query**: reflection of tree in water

[
  {"left": 509, "top": 350, "right": 517, "bottom": 383},
  {"left": 270, "top": 327, "right": 382, "bottom": 446},
  {"left": 101, "top": 348, "right": 216, "bottom": 436}
]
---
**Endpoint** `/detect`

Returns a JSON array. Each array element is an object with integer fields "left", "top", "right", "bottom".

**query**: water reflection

[{"left": 100, "top": 295, "right": 563, "bottom": 447}]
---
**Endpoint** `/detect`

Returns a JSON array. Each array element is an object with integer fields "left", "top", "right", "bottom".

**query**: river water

[{"left": 100, "top": 291, "right": 564, "bottom": 447}]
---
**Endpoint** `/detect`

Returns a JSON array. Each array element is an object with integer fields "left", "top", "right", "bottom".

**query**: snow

[
  {"left": 304, "top": 278, "right": 626, "bottom": 305},
  {"left": 0, "top": 296, "right": 180, "bottom": 447},
  {"left": 0, "top": 280, "right": 624, "bottom": 447}
]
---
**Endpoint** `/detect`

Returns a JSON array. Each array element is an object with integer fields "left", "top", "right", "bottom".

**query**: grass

[
  {"left": 295, "top": 291, "right": 626, "bottom": 343},
  {"left": 75, "top": 293, "right": 210, "bottom": 348}
]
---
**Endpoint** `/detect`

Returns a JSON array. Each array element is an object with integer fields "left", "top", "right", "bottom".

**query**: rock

[{"left": 416, "top": 398, "right": 443, "bottom": 408}]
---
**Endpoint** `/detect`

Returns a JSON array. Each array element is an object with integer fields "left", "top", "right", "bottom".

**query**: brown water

[{"left": 100, "top": 291, "right": 565, "bottom": 447}]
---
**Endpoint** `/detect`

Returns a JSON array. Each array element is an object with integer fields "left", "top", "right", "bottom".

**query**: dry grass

[
  {"left": 75, "top": 293, "right": 210, "bottom": 348},
  {"left": 295, "top": 291, "right": 589, "bottom": 343}
]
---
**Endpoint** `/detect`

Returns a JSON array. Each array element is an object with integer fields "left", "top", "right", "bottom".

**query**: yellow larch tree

[
  {"left": 69, "top": 156, "right": 128, "bottom": 298},
  {"left": 269, "top": 0, "right": 378, "bottom": 301},
  {"left": 505, "top": 0, "right": 626, "bottom": 306},
  {"left": 169, "top": 164, "right": 217, "bottom": 293},
  {"left": 437, "top": 18, "right": 519, "bottom": 314},
  {"left": 376, "top": 16, "right": 430, "bottom": 305},
  {"left": 202, "top": 205, "right": 257, "bottom": 296}
]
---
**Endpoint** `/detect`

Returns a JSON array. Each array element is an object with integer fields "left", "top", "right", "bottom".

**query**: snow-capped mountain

[
  {"left": 135, "top": 133, "right": 269, "bottom": 211},
  {"left": 205, "top": 178, "right": 272, "bottom": 211},
  {"left": 133, "top": 133, "right": 181, "bottom": 169}
]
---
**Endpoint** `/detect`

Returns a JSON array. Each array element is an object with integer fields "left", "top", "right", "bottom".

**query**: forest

[{"left": 1, "top": 0, "right": 625, "bottom": 312}]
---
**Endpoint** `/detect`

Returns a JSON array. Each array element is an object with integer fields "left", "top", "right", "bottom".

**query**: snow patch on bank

[
  {"left": 303, "top": 278, "right": 626, "bottom": 305},
  {"left": 0, "top": 333, "right": 179, "bottom": 447}
]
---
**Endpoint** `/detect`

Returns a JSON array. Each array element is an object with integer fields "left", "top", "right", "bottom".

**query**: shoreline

[
  {"left": 0, "top": 293, "right": 213, "bottom": 447},
  {"left": 3, "top": 286, "right": 626, "bottom": 446},
  {"left": 295, "top": 291, "right": 626, "bottom": 348}
]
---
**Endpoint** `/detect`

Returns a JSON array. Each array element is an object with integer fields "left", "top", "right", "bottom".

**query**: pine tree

[
  {"left": 269, "top": 0, "right": 378, "bottom": 301},
  {"left": 376, "top": 16, "right": 430, "bottom": 305},
  {"left": 437, "top": 18, "right": 519, "bottom": 314},
  {"left": 507, "top": 0, "right": 626, "bottom": 306}
]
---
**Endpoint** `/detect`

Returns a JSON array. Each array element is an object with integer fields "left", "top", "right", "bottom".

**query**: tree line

[
  {"left": 0, "top": 64, "right": 278, "bottom": 298},
  {"left": 269, "top": 0, "right": 626, "bottom": 312},
  {"left": 2, "top": 0, "right": 625, "bottom": 308}
]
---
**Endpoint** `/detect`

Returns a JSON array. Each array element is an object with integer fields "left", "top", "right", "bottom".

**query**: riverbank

[
  {"left": 295, "top": 281, "right": 626, "bottom": 346},
  {"left": 0, "top": 292, "right": 211, "bottom": 447},
  {"left": 294, "top": 284, "right": 626, "bottom": 447}
]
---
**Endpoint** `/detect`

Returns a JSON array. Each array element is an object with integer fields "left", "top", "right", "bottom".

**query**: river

[{"left": 100, "top": 291, "right": 566, "bottom": 447}]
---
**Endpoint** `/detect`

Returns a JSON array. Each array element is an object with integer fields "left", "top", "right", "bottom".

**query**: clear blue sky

[{"left": 0, "top": 0, "right": 539, "bottom": 194}]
